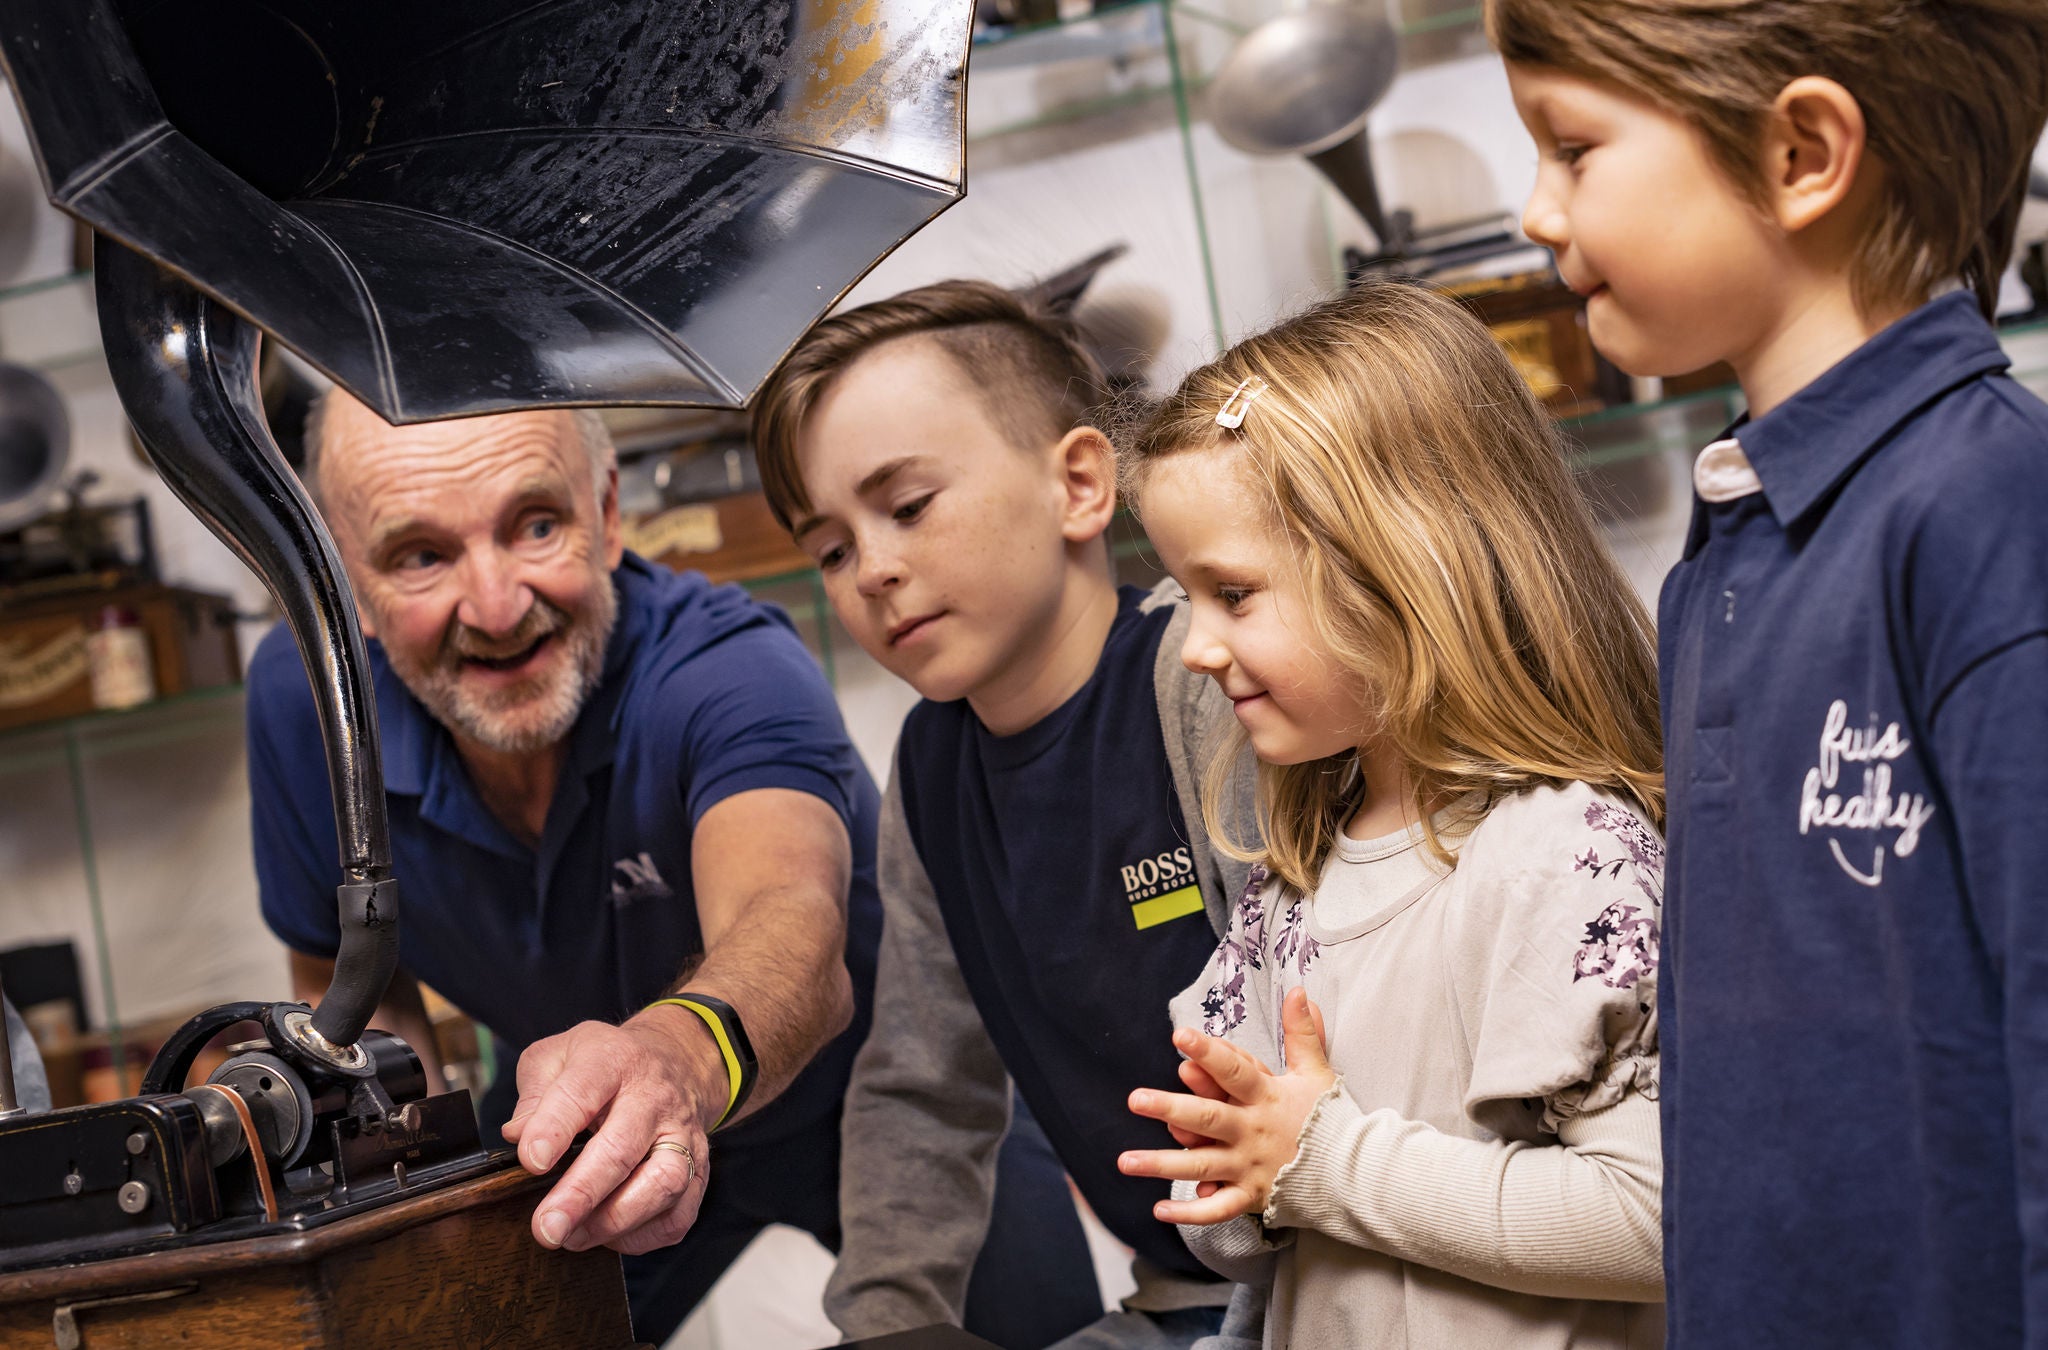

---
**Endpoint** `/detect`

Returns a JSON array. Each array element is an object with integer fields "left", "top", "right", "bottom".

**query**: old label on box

[{"left": 0, "top": 627, "right": 87, "bottom": 708}]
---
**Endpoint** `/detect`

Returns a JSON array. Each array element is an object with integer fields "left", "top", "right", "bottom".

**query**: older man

[{"left": 244, "top": 392, "right": 1094, "bottom": 1343}]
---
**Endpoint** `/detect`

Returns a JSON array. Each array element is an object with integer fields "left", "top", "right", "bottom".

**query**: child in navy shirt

[
  {"left": 1493, "top": 2, "right": 2048, "bottom": 1345},
  {"left": 751, "top": 280, "right": 1247, "bottom": 1348}
]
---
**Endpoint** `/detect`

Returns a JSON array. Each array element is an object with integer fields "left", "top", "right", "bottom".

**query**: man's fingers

[
  {"left": 1153, "top": 1184, "right": 1257, "bottom": 1227},
  {"left": 507, "top": 1032, "right": 572, "bottom": 1123},
  {"left": 514, "top": 1043, "right": 626, "bottom": 1178},
  {"left": 1117, "top": 1145, "right": 1233, "bottom": 1183},
  {"left": 1127, "top": 1088, "right": 1236, "bottom": 1143},
  {"left": 531, "top": 1093, "right": 660, "bottom": 1249},
  {"left": 563, "top": 1139, "right": 707, "bottom": 1255},
  {"left": 1172, "top": 1029, "right": 1270, "bottom": 1100}
]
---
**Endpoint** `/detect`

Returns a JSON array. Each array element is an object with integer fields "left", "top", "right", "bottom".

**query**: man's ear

[
  {"left": 599, "top": 465, "right": 625, "bottom": 569},
  {"left": 1758, "top": 75, "right": 1871, "bottom": 235},
  {"left": 1053, "top": 426, "right": 1118, "bottom": 547}
]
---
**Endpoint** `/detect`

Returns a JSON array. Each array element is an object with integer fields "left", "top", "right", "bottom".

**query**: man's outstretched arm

[{"left": 501, "top": 786, "right": 855, "bottom": 1255}]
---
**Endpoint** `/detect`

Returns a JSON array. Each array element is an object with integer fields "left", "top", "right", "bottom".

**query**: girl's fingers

[
  {"left": 1178, "top": 1058, "right": 1228, "bottom": 1101},
  {"left": 1117, "top": 1145, "right": 1232, "bottom": 1182},
  {"left": 1153, "top": 1185, "right": 1258, "bottom": 1227},
  {"left": 1128, "top": 1087, "right": 1237, "bottom": 1141},
  {"left": 1173, "top": 1028, "right": 1271, "bottom": 1100},
  {"left": 1167, "top": 1123, "right": 1216, "bottom": 1149},
  {"left": 1279, "top": 987, "right": 1332, "bottom": 1075}
]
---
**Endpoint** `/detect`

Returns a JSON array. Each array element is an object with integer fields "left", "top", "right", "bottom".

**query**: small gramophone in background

[{"left": 1205, "top": 3, "right": 1642, "bottom": 415}]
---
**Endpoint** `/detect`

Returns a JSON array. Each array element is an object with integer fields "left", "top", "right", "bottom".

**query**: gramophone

[
  {"left": 1205, "top": 2, "right": 1518, "bottom": 276},
  {"left": 0, "top": 0, "right": 971, "bottom": 1343}
]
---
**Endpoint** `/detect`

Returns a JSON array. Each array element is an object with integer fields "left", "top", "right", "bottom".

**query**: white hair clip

[{"left": 1215, "top": 376, "right": 1268, "bottom": 430}]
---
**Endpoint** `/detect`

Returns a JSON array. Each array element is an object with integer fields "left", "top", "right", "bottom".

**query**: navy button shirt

[
  {"left": 247, "top": 552, "right": 882, "bottom": 1149},
  {"left": 1660, "top": 292, "right": 2048, "bottom": 1347}
]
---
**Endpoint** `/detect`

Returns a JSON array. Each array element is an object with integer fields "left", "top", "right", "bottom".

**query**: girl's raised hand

[{"left": 1120, "top": 988, "right": 1337, "bottom": 1225}]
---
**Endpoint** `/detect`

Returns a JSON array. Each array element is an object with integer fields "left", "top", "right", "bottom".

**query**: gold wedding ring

[{"left": 647, "top": 1139, "right": 695, "bottom": 1182}]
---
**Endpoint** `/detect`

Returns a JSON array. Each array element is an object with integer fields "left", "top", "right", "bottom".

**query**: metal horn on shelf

[
  {"left": 0, "top": 0, "right": 975, "bottom": 1071},
  {"left": 0, "top": 360, "right": 67, "bottom": 534},
  {"left": 1206, "top": 4, "right": 1405, "bottom": 252}
]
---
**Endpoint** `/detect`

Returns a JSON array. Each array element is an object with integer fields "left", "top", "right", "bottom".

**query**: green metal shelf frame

[{"left": 0, "top": 683, "right": 248, "bottom": 1096}]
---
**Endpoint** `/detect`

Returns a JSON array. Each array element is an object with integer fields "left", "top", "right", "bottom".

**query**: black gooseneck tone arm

[{"left": 93, "top": 238, "right": 397, "bottom": 1057}]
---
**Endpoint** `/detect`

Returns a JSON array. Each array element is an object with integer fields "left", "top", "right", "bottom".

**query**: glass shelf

[
  {"left": 0, "top": 269, "right": 90, "bottom": 306},
  {"left": 973, "top": 0, "right": 1165, "bottom": 69},
  {"left": 0, "top": 683, "right": 247, "bottom": 768},
  {"left": 0, "top": 683, "right": 247, "bottom": 1096}
]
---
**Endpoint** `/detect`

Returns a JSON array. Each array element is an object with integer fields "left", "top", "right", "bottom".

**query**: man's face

[
  {"left": 790, "top": 337, "right": 1076, "bottom": 706},
  {"left": 320, "top": 400, "right": 624, "bottom": 756},
  {"left": 1508, "top": 62, "right": 1789, "bottom": 378}
]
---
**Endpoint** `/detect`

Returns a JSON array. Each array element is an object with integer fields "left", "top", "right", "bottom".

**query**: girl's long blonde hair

[{"left": 1123, "top": 279, "right": 1663, "bottom": 892}]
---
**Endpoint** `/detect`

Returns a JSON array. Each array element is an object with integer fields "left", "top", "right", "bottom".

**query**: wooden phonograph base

[{"left": 0, "top": 1163, "right": 643, "bottom": 1349}]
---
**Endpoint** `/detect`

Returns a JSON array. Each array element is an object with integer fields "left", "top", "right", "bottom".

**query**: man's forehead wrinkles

[{"left": 354, "top": 452, "right": 578, "bottom": 549}]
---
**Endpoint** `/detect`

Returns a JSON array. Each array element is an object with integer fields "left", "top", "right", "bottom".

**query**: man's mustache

[{"left": 443, "top": 595, "right": 571, "bottom": 664}]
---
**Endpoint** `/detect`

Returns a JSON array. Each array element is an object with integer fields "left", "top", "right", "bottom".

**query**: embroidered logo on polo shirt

[
  {"left": 1797, "top": 700, "right": 1938, "bottom": 887},
  {"left": 610, "top": 851, "right": 673, "bottom": 906},
  {"left": 1119, "top": 846, "right": 1203, "bottom": 929}
]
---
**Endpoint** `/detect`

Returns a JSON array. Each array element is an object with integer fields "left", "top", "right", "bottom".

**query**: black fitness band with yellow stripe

[{"left": 645, "top": 994, "right": 758, "bottom": 1130}]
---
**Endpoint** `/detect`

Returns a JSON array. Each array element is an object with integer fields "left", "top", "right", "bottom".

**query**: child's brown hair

[
  {"left": 1487, "top": 0, "right": 2048, "bottom": 320},
  {"left": 1122, "top": 279, "right": 1663, "bottom": 892},
  {"left": 751, "top": 279, "right": 1104, "bottom": 532}
]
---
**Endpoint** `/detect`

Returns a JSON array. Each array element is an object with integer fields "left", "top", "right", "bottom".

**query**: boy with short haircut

[
  {"left": 752, "top": 280, "right": 1247, "bottom": 1348},
  {"left": 1492, "top": 2, "right": 2048, "bottom": 1345}
]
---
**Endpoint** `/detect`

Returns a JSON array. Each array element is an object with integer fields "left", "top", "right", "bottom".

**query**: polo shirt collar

[{"left": 1735, "top": 291, "right": 2009, "bottom": 532}]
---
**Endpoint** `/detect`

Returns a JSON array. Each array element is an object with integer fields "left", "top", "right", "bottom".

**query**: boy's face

[
  {"left": 1141, "top": 445, "right": 1370, "bottom": 767},
  {"left": 1507, "top": 62, "right": 1790, "bottom": 378},
  {"left": 791, "top": 337, "right": 1079, "bottom": 704}
]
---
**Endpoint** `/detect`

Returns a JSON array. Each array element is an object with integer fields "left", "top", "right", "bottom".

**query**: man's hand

[
  {"left": 500, "top": 1006, "right": 725, "bottom": 1255},
  {"left": 1118, "top": 988, "right": 1336, "bottom": 1225}
]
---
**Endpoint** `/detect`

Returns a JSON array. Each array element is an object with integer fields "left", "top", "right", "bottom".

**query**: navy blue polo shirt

[
  {"left": 247, "top": 551, "right": 882, "bottom": 1149},
  {"left": 896, "top": 587, "right": 1224, "bottom": 1282},
  {"left": 1660, "top": 292, "right": 2048, "bottom": 1347}
]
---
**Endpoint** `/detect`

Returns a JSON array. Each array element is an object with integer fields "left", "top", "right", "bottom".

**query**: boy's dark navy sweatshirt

[
  {"left": 1660, "top": 291, "right": 2048, "bottom": 1348},
  {"left": 826, "top": 584, "right": 1251, "bottom": 1334}
]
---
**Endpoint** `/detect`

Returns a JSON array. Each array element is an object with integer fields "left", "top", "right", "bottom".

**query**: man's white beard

[{"left": 379, "top": 569, "right": 618, "bottom": 757}]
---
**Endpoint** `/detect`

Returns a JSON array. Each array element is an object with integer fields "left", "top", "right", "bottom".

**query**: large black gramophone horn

[{"left": 0, "top": 1, "right": 971, "bottom": 1075}]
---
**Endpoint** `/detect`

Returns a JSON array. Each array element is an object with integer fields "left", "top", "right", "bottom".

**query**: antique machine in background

[{"left": 0, "top": 1, "right": 972, "bottom": 1343}]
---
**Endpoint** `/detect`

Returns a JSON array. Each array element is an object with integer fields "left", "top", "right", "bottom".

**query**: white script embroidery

[{"left": 1798, "top": 700, "right": 1937, "bottom": 885}]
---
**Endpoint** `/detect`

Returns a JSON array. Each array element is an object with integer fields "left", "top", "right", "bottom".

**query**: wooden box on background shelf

[
  {"left": 0, "top": 586, "right": 240, "bottom": 733},
  {"left": 1440, "top": 269, "right": 1634, "bottom": 419}
]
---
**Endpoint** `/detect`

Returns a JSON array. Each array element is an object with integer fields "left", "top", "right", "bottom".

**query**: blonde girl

[{"left": 1116, "top": 278, "right": 1667, "bottom": 1350}]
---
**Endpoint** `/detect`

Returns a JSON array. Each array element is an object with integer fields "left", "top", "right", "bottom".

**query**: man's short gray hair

[{"left": 299, "top": 388, "right": 617, "bottom": 509}]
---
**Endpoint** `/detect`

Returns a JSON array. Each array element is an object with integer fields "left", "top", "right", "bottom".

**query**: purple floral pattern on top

[
  {"left": 1199, "top": 865, "right": 1270, "bottom": 1036},
  {"left": 1271, "top": 897, "right": 1320, "bottom": 976},
  {"left": 1572, "top": 802, "right": 1664, "bottom": 989}
]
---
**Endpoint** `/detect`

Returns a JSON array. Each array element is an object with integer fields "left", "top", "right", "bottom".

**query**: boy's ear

[
  {"left": 1758, "top": 75, "right": 1871, "bottom": 236},
  {"left": 1053, "top": 426, "right": 1118, "bottom": 546}
]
